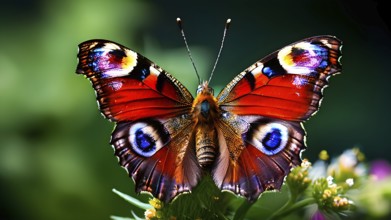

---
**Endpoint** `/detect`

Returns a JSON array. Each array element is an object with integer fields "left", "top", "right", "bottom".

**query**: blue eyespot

[
  {"left": 262, "top": 128, "right": 282, "bottom": 150},
  {"left": 250, "top": 122, "right": 289, "bottom": 155},
  {"left": 135, "top": 129, "right": 155, "bottom": 151},
  {"left": 128, "top": 121, "right": 168, "bottom": 157}
]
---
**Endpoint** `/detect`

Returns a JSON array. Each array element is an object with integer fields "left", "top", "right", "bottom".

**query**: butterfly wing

[
  {"left": 214, "top": 116, "right": 305, "bottom": 201},
  {"left": 111, "top": 116, "right": 201, "bottom": 202},
  {"left": 76, "top": 40, "right": 201, "bottom": 202},
  {"left": 76, "top": 40, "right": 194, "bottom": 121},
  {"left": 213, "top": 36, "right": 342, "bottom": 200},
  {"left": 217, "top": 35, "right": 341, "bottom": 121}
]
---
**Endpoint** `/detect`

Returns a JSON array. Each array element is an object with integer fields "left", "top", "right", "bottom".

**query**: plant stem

[{"left": 267, "top": 198, "right": 315, "bottom": 220}]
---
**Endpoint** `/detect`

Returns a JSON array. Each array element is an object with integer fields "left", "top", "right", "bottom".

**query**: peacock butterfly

[{"left": 76, "top": 19, "right": 342, "bottom": 203}]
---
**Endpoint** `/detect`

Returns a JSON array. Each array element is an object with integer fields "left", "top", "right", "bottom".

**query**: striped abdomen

[{"left": 195, "top": 125, "right": 218, "bottom": 168}]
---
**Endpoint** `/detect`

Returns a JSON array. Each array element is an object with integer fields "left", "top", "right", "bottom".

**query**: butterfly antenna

[
  {"left": 208, "top": 18, "right": 231, "bottom": 84},
  {"left": 176, "top": 18, "right": 201, "bottom": 84}
]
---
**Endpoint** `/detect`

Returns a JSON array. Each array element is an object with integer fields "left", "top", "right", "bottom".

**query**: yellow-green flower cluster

[
  {"left": 145, "top": 198, "right": 165, "bottom": 220},
  {"left": 286, "top": 159, "right": 312, "bottom": 197},
  {"left": 312, "top": 177, "right": 353, "bottom": 212}
]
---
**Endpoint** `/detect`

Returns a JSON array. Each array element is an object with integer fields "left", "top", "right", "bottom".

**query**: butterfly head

[
  {"left": 193, "top": 81, "right": 219, "bottom": 127},
  {"left": 196, "top": 81, "right": 214, "bottom": 96}
]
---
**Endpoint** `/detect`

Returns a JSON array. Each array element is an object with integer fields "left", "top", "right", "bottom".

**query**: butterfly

[{"left": 76, "top": 33, "right": 342, "bottom": 203}]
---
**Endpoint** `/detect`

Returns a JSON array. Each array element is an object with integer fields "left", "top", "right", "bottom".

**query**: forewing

[
  {"left": 217, "top": 36, "right": 342, "bottom": 121},
  {"left": 76, "top": 40, "right": 194, "bottom": 121}
]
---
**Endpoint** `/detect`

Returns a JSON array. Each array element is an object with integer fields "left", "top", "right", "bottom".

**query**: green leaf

[
  {"left": 112, "top": 188, "right": 152, "bottom": 210},
  {"left": 110, "top": 215, "right": 135, "bottom": 220}
]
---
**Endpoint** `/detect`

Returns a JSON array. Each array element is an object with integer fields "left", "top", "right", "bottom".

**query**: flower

[
  {"left": 286, "top": 159, "right": 312, "bottom": 197},
  {"left": 145, "top": 208, "right": 157, "bottom": 220},
  {"left": 370, "top": 159, "right": 391, "bottom": 180},
  {"left": 345, "top": 178, "right": 354, "bottom": 187},
  {"left": 311, "top": 210, "right": 326, "bottom": 220},
  {"left": 325, "top": 148, "right": 366, "bottom": 190},
  {"left": 312, "top": 177, "right": 353, "bottom": 213}
]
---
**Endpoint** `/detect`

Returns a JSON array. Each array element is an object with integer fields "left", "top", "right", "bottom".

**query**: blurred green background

[{"left": 1, "top": 0, "right": 390, "bottom": 219}]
